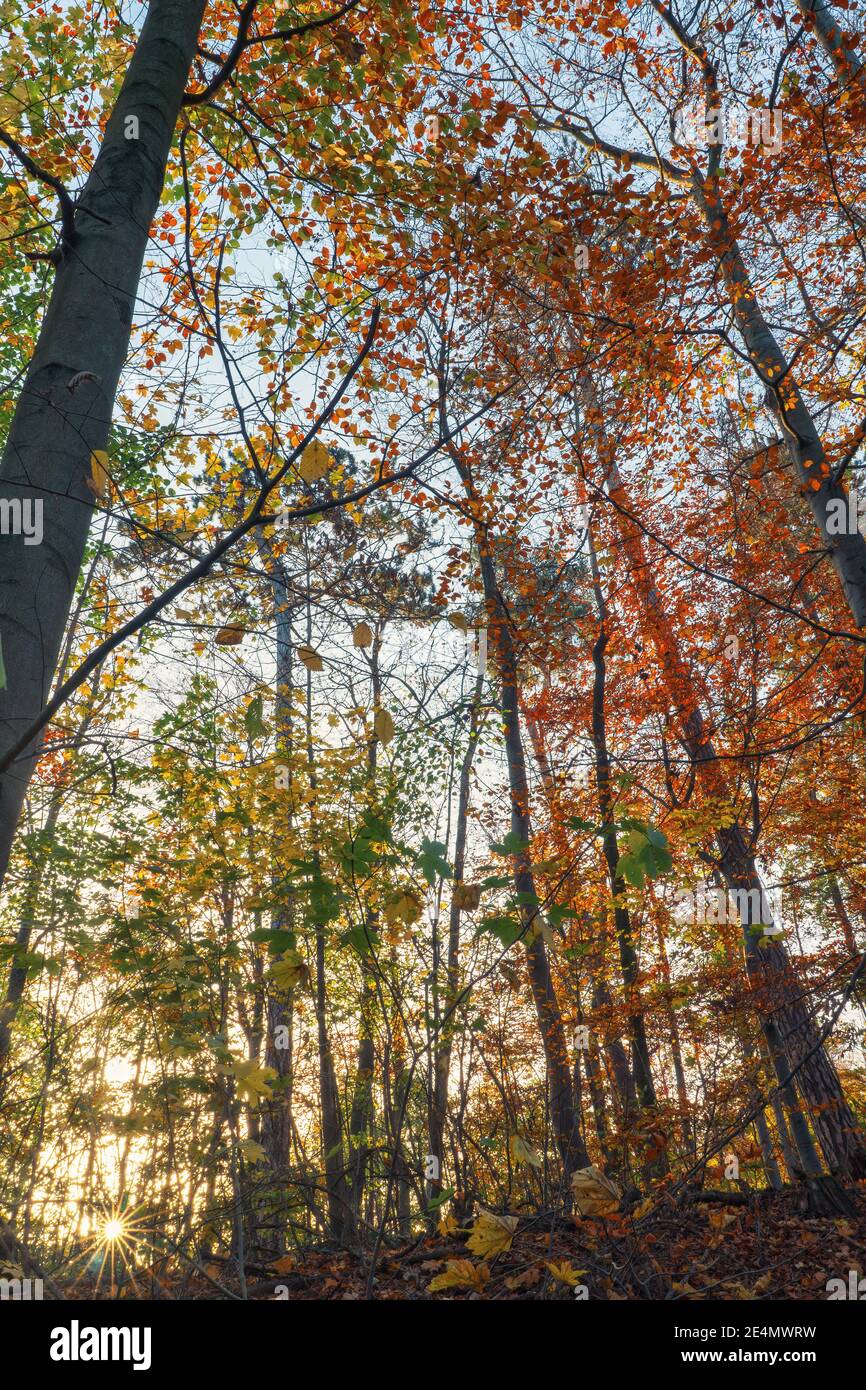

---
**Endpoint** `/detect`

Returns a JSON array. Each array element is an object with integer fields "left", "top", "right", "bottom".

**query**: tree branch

[
  {"left": 183, "top": 0, "right": 363, "bottom": 107},
  {"left": 0, "top": 125, "right": 76, "bottom": 260}
]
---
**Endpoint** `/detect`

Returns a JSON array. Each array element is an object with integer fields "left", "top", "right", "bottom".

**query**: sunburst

[{"left": 77, "top": 1201, "right": 153, "bottom": 1297}]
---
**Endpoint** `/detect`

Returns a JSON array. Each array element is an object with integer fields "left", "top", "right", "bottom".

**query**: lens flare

[
  {"left": 102, "top": 1217, "right": 125, "bottom": 1243},
  {"left": 66, "top": 1201, "right": 153, "bottom": 1298}
]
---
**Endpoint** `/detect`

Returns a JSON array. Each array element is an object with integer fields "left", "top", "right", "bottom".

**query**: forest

[{"left": 1, "top": 0, "right": 866, "bottom": 1316}]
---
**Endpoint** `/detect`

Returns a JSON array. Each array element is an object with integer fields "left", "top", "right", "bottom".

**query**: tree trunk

[
  {"left": 586, "top": 527, "right": 667, "bottom": 1178},
  {"left": 478, "top": 542, "right": 587, "bottom": 1176},
  {"left": 429, "top": 666, "right": 485, "bottom": 1204},
  {"left": 0, "top": 0, "right": 207, "bottom": 886}
]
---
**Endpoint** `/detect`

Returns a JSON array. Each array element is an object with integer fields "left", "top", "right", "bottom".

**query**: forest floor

[{"left": 54, "top": 1185, "right": 866, "bottom": 1301}]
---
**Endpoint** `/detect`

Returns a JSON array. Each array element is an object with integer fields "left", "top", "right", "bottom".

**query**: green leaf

[
  {"left": 478, "top": 914, "right": 523, "bottom": 947},
  {"left": 549, "top": 904, "right": 580, "bottom": 928},
  {"left": 416, "top": 838, "right": 452, "bottom": 885},
  {"left": 491, "top": 830, "right": 530, "bottom": 856},
  {"left": 244, "top": 694, "right": 267, "bottom": 739},
  {"left": 249, "top": 927, "right": 296, "bottom": 955},
  {"left": 342, "top": 924, "right": 380, "bottom": 956},
  {"left": 619, "top": 853, "right": 647, "bottom": 888}
]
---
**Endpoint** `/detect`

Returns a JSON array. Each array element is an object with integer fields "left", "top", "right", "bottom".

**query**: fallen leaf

[
  {"left": 570, "top": 1165, "right": 622, "bottom": 1217},
  {"left": 466, "top": 1209, "right": 518, "bottom": 1258},
  {"left": 546, "top": 1261, "right": 586, "bottom": 1287},
  {"left": 437, "top": 1212, "right": 459, "bottom": 1238},
  {"left": 506, "top": 1265, "right": 542, "bottom": 1291},
  {"left": 429, "top": 1259, "right": 489, "bottom": 1292}
]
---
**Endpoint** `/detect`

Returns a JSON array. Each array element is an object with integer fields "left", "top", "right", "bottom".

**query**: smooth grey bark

[
  {"left": 792, "top": 0, "right": 863, "bottom": 81},
  {"left": 0, "top": 0, "right": 207, "bottom": 884},
  {"left": 690, "top": 180, "right": 866, "bottom": 628},
  {"left": 477, "top": 541, "right": 588, "bottom": 1176},
  {"left": 428, "top": 665, "right": 484, "bottom": 1205},
  {"left": 585, "top": 526, "right": 667, "bottom": 1180},
  {"left": 261, "top": 577, "right": 295, "bottom": 1178}
]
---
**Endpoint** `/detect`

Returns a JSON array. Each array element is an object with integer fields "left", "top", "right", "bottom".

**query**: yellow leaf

[
  {"left": 708, "top": 1209, "right": 738, "bottom": 1232},
  {"left": 452, "top": 882, "right": 482, "bottom": 911},
  {"left": 546, "top": 1261, "right": 586, "bottom": 1287},
  {"left": 447, "top": 613, "right": 469, "bottom": 632},
  {"left": 239, "top": 1139, "right": 268, "bottom": 1165},
  {"left": 352, "top": 621, "right": 373, "bottom": 648},
  {"left": 297, "top": 644, "right": 324, "bottom": 671},
  {"left": 437, "top": 1212, "right": 459, "bottom": 1238},
  {"left": 373, "top": 709, "right": 394, "bottom": 744},
  {"left": 466, "top": 1209, "right": 518, "bottom": 1258},
  {"left": 88, "top": 450, "right": 111, "bottom": 500},
  {"left": 429, "top": 1259, "right": 489, "bottom": 1293},
  {"left": 223, "top": 1058, "right": 277, "bottom": 1105},
  {"left": 384, "top": 891, "right": 422, "bottom": 927},
  {"left": 267, "top": 949, "right": 308, "bottom": 991},
  {"left": 570, "top": 1165, "right": 622, "bottom": 1217},
  {"left": 509, "top": 1134, "right": 542, "bottom": 1168},
  {"left": 298, "top": 438, "right": 330, "bottom": 482}
]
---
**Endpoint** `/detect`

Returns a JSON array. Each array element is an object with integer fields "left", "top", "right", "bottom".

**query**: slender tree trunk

[
  {"left": 0, "top": 793, "right": 61, "bottom": 1077},
  {"left": 654, "top": 911, "right": 695, "bottom": 1158},
  {"left": 441, "top": 413, "right": 588, "bottom": 1178},
  {"left": 303, "top": 589, "right": 347, "bottom": 1240},
  {"left": 347, "top": 627, "right": 384, "bottom": 1236},
  {"left": 586, "top": 528, "right": 667, "bottom": 1178},
  {"left": 264, "top": 578, "right": 295, "bottom": 1172},
  {"left": 429, "top": 666, "right": 485, "bottom": 1203},
  {"left": 0, "top": 0, "right": 208, "bottom": 885},
  {"left": 478, "top": 541, "right": 587, "bottom": 1176},
  {"left": 523, "top": 717, "right": 635, "bottom": 1124}
]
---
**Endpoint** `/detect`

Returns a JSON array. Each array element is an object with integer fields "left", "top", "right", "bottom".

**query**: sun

[
  {"left": 63, "top": 1202, "right": 153, "bottom": 1298},
  {"left": 102, "top": 1217, "right": 126, "bottom": 1243}
]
